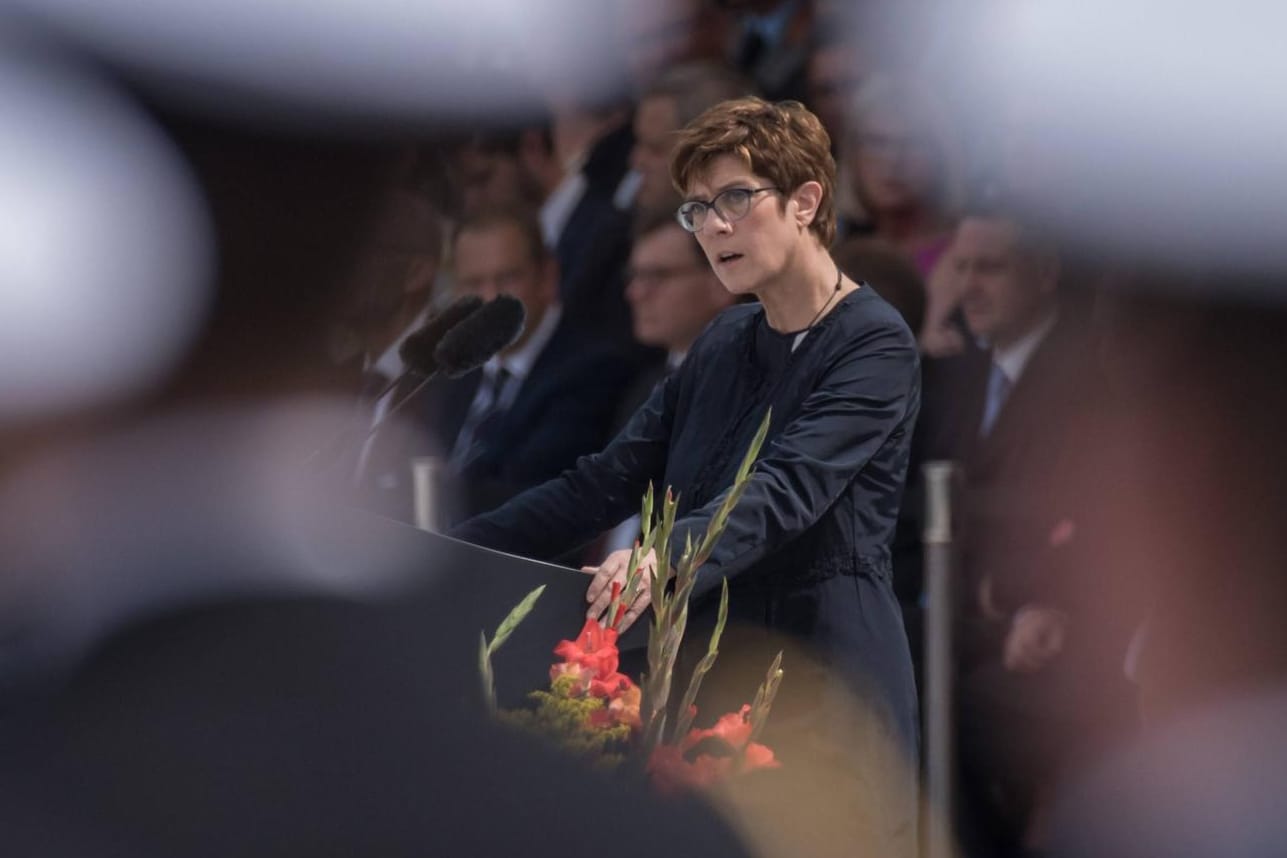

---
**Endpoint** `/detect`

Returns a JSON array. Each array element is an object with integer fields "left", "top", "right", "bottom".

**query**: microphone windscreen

[
  {"left": 397, "top": 294, "right": 485, "bottom": 376},
  {"left": 434, "top": 294, "right": 526, "bottom": 377}
]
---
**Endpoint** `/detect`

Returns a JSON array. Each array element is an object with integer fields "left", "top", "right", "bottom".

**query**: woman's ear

[{"left": 791, "top": 181, "right": 824, "bottom": 231}]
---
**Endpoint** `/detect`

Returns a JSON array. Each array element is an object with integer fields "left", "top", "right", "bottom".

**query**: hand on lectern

[{"left": 583, "top": 547, "right": 658, "bottom": 633}]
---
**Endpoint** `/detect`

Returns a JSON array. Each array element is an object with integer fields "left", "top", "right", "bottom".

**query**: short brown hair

[
  {"left": 669, "top": 96, "right": 837, "bottom": 246},
  {"left": 450, "top": 206, "right": 547, "bottom": 268},
  {"left": 641, "top": 61, "right": 756, "bottom": 128}
]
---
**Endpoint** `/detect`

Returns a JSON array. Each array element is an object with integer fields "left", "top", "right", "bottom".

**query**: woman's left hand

[{"left": 582, "top": 547, "right": 658, "bottom": 633}]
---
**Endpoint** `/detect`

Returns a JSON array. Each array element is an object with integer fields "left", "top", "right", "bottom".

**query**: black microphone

[
  {"left": 341, "top": 294, "right": 528, "bottom": 473},
  {"left": 367, "top": 294, "right": 485, "bottom": 403},
  {"left": 434, "top": 294, "right": 527, "bottom": 378},
  {"left": 307, "top": 295, "right": 485, "bottom": 474}
]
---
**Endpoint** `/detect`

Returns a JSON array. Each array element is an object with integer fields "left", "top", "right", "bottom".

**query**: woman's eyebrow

[
  {"left": 712, "top": 179, "right": 751, "bottom": 194},
  {"left": 686, "top": 179, "right": 752, "bottom": 201}
]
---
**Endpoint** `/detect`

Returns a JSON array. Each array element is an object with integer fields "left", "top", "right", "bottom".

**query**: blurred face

[
  {"left": 623, "top": 0, "right": 700, "bottom": 87},
  {"left": 954, "top": 216, "right": 1056, "bottom": 348},
  {"left": 453, "top": 223, "right": 556, "bottom": 352},
  {"left": 682, "top": 155, "right": 806, "bottom": 297},
  {"left": 626, "top": 223, "right": 733, "bottom": 352},
  {"left": 848, "top": 104, "right": 939, "bottom": 217},
  {"left": 807, "top": 45, "right": 863, "bottom": 146},
  {"left": 456, "top": 146, "right": 534, "bottom": 215},
  {"left": 631, "top": 95, "right": 681, "bottom": 211}
]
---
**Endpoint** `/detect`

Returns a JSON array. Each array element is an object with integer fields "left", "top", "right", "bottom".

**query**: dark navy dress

[{"left": 455, "top": 285, "right": 921, "bottom": 854}]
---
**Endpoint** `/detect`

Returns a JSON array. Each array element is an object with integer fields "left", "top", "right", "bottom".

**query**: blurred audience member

[
  {"left": 804, "top": 24, "right": 866, "bottom": 227},
  {"left": 919, "top": 206, "right": 1140, "bottom": 856},
  {"left": 621, "top": 0, "right": 731, "bottom": 94},
  {"left": 841, "top": 75, "right": 960, "bottom": 269},
  {"left": 804, "top": 26, "right": 865, "bottom": 150},
  {"left": 450, "top": 106, "right": 637, "bottom": 348},
  {"left": 841, "top": 74, "right": 964, "bottom": 354},
  {"left": 335, "top": 187, "right": 443, "bottom": 383},
  {"left": 723, "top": 0, "right": 815, "bottom": 103},
  {"left": 601, "top": 207, "right": 738, "bottom": 552},
  {"left": 452, "top": 125, "right": 551, "bottom": 217},
  {"left": 0, "top": 68, "right": 749, "bottom": 858},
  {"left": 619, "top": 207, "right": 737, "bottom": 419},
  {"left": 365, "top": 208, "right": 633, "bottom": 527},
  {"left": 629, "top": 61, "right": 755, "bottom": 213}
]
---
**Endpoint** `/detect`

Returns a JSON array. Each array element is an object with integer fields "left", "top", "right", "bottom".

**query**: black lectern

[{"left": 320, "top": 508, "right": 646, "bottom": 708}]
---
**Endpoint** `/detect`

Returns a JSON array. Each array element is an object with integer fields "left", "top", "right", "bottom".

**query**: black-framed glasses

[{"left": 675, "top": 186, "right": 779, "bottom": 233}]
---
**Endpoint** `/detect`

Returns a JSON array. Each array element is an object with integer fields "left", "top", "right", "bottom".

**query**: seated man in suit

[
  {"left": 362, "top": 207, "right": 636, "bottom": 528},
  {"left": 451, "top": 109, "right": 636, "bottom": 347},
  {"left": 598, "top": 207, "right": 738, "bottom": 552},
  {"left": 920, "top": 203, "right": 1139, "bottom": 856},
  {"left": 619, "top": 206, "right": 738, "bottom": 420}
]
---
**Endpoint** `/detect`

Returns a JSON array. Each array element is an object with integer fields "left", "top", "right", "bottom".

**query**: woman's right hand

[{"left": 582, "top": 547, "right": 658, "bottom": 633}]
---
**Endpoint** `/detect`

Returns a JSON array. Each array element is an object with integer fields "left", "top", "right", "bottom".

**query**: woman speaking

[{"left": 453, "top": 97, "right": 920, "bottom": 855}]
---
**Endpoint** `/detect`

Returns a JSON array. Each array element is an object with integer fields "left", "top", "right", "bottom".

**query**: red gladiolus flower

[
  {"left": 742, "top": 741, "right": 779, "bottom": 772},
  {"left": 608, "top": 684, "right": 642, "bottom": 729},
  {"left": 588, "top": 684, "right": 642, "bottom": 729},
  {"left": 589, "top": 671, "right": 636, "bottom": 699},
  {"left": 683, "top": 705, "right": 753, "bottom": 751},
  {"left": 553, "top": 618, "right": 620, "bottom": 678},
  {"left": 648, "top": 704, "right": 780, "bottom": 794},
  {"left": 648, "top": 745, "right": 731, "bottom": 794}
]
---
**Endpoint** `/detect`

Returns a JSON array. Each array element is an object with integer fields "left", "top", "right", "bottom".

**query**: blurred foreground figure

[
  {"left": 920, "top": 204, "right": 1142, "bottom": 856},
  {"left": 913, "top": 1, "right": 1287, "bottom": 853},
  {"left": 0, "top": 28, "right": 749, "bottom": 858},
  {"left": 1044, "top": 284, "right": 1287, "bottom": 858}
]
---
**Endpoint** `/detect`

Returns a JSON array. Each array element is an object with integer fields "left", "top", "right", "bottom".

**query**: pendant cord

[{"left": 801, "top": 265, "right": 844, "bottom": 332}]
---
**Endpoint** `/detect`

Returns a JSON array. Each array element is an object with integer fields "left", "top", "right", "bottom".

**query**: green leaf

[
  {"left": 488, "top": 584, "right": 546, "bottom": 654},
  {"left": 747, "top": 650, "right": 784, "bottom": 746},
  {"left": 622, "top": 528, "right": 660, "bottom": 609},
  {"left": 640, "top": 482, "right": 655, "bottom": 543},
  {"left": 479, "top": 630, "right": 497, "bottom": 714},
  {"left": 671, "top": 579, "right": 730, "bottom": 741},
  {"left": 735, "top": 409, "right": 772, "bottom": 483}
]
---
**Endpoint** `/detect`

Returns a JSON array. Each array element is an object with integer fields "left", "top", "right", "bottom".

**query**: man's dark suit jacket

[
  {"left": 924, "top": 315, "right": 1141, "bottom": 853},
  {"left": 555, "top": 187, "right": 635, "bottom": 348},
  {"left": 359, "top": 316, "right": 637, "bottom": 528},
  {"left": 919, "top": 315, "right": 1106, "bottom": 657}
]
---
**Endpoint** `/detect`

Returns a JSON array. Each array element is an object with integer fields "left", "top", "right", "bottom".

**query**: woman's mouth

[{"left": 716, "top": 251, "right": 744, "bottom": 266}]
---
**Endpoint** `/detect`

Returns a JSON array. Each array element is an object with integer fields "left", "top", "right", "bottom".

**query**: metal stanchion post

[
  {"left": 922, "top": 461, "right": 958, "bottom": 858},
  {"left": 411, "top": 456, "right": 446, "bottom": 533}
]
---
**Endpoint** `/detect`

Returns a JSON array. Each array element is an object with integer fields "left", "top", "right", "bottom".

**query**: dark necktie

[
  {"left": 450, "top": 367, "right": 512, "bottom": 471},
  {"left": 979, "top": 361, "right": 1012, "bottom": 437}
]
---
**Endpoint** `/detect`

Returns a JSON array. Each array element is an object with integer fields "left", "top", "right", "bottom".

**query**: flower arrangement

[{"left": 479, "top": 411, "right": 785, "bottom": 793}]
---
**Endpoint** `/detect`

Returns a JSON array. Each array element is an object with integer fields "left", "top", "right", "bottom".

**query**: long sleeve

[
  {"left": 674, "top": 321, "right": 920, "bottom": 600},
  {"left": 448, "top": 369, "right": 679, "bottom": 560}
]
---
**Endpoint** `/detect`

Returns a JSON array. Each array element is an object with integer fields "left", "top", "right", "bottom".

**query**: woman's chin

[{"left": 717, "top": 271, "right": 759, "bottom": 297}]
